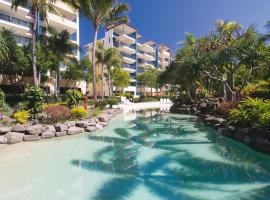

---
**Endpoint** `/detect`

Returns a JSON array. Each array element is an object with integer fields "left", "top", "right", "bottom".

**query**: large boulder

[
  {"left": 85, "top": 126, "right": 99, "bottom": 132},
  {"left": 75, "top": 121, "right": 89, "bottom": 128},
  {"left": 98, "top": 115, "right": 109, "bottom": 122},
  {"left": 0, "top": 136, "right": 7, "bottom": 144},
  {"left": 26, "top": 124, "right": 44, "bottom": 135},
  {"left": 24, "top": 135, "right": 40, "bottom": 142},
  {"left": 99, "top": 122, "right": 108, "bottom": 127},
  {"left": 67, "top": 127, "right": 84, "bottom": 135},
  {"left": 41, "top": 131, "right": 55, "bottom": 139},
  {"left": 11, "top": 124, "right": 26, "bottom": 132},
  {"left": 204, "top": 116, "right": 226, "bottom": 125},
  {"left": 96, "top": 124, "right": 103, "bottom": 129},
  {"left": 4, "top": 132, "right": 24, "bottom": 144},
  {"left": 0, "top": 127, "right": 12, "bottom": 134},
  {"left": 55, "top": 131, "right": 67, "bottom": 137},
  {"left": 55, "top": 124, "right": 68, "bottom": 132},
  {"left": 44, "top": 125, "right": 56, "bottom": 133}
]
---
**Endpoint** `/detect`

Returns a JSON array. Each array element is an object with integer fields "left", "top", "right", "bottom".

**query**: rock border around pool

[{"left": 0, "top": 109, "right": 122, "bottom": 145}]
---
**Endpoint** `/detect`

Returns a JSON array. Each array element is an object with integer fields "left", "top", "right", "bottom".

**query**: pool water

[{"left": 1, "top": 109, "right": 270, "bottom": 200}]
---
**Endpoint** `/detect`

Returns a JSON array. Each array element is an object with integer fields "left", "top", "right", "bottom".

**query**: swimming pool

[{"left": 0, "top": 109, "right": 270, "bottom": 200}]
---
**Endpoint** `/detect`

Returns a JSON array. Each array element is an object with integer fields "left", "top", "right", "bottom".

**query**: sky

[{"left": 79, "top": 0, "right": 270, "bottom": 57}]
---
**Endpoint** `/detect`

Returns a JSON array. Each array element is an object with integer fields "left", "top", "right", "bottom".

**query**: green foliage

[
  {"left": 112, "top": 66, "right": 130, "bottom": 91},
  {"left": 104, "top": 97, "right": 120, "bottom": 107},
  {"left": 66, "top": 89, "right": 83, "bottom": 108},
  {"left": 71, "top": 107, "right": 87, "bottom": 118},
  {"left": 24, "top": 86, "right": 45, "bottom": 117},
  {"left": 134, "top": 96, "right": 160, "bottom": 103},
  {"left": 14, "top": 110, "right": 30, "bottom": 124},
  {"left": 95, "top": 100, "right": 108, "bottom": 110},
  {"left": 93, "top": 108, "right": 103, "bottom": 117},
  {"left": 0, "top": 89, "right": 10, "bottom": 115},
  {"left": 88, "top": 99, "right": 95, "bottom": 106},
  {"left": 242, "top": 81, "right": 270, "bottom": 99},
  {"left": 228, "top": 98, "right": 270, "bottom": 129}
]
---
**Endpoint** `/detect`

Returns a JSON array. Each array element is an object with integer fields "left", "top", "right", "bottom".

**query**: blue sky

[{"left": 79, "top": 0, "right": 270, "bottom": 56}]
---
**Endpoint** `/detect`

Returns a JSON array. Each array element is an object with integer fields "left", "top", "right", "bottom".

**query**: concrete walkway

[{"left": 118, "top": 101, "right": 173, "bottom": 112}]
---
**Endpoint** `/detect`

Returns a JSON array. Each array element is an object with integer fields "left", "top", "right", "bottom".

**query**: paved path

[{"left": 118, "top": 101, "right": 172, "bottom": 112}]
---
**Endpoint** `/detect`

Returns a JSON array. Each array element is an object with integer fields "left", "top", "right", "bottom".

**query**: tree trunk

[
  {"left": 56, "top": 61, "right": 60, "bottom": 97},
  {"left": 101, "top": 64, "right": 104, "bottom": 99},
  {"left": 32, "top": 10, "right": 38, "bottom": 86},
  {"left": 223, "top": 82, "right": 227, "bottom": 99},
  {"left": 108, "top": 67, "right": 111, "bottom": 97},
  {"left": 91, "top": 27, "right": 98, "bottom": 100}
]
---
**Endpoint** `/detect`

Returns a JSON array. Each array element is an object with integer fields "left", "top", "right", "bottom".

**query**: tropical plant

[
  {"left": 46, "top": 30, "right": 78, "bottom": 96},
  {"left": 42, "top": 104, "right": 70, "bottom": 124},
  {"left": 79, "top": 0, "right": 129, "bottom": 99},
  {"left": 71, "top": 107, "right": 87, "bottom": 118},
  {"left": 111, "top": 66, "right": 130, "bottom": 93},
  {"left": 11, "top": 0, "right": 62, "bottom": 86},
  {"left": 24, "top": 86, "right": 45, "bottom": 117},
  {"left": 13, "top": 110, "right": 30, "bottom": 123},
  {"left": 0, "top": 28, "right": 16, "bottom": 65},
  {"left": 66, "top": 89, "right": 83, "bottom": 108}
]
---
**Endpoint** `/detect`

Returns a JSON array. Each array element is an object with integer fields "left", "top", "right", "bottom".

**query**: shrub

[
  {"left": 66, "top": 89, "right": 83, "bottom": 108},
  {"left": 42, "top": 105, "right": 70, "bottom": 124},
  {"left": 93, "top": 108, "right": 103, "bottom": 117},
  {"left": 134, "top": 96, "right": 160, "bottom": 103},
  {"left": 228, "top": 98, "right": 270, "bottom": 129},
  {"left": 0, "top": 89, "right": 11, "bottom": 116},
  {"left": 88, "top": 99, "right": 95, "bottom": 106},
  {"left": 24, "top": 86, "right": 45, "bottom": 117},
  {"left": 14, "top": 110, "right": 30, "bottom": 124},
  {"left": 105, "top": 97, "right": 120, "bottom": 107},
  {"left": 71, "top": 107, "right": 87, "bottom": 118},
  {"left": 242, "top": 81, "right": 270, "bottom": 99},
  {"left": 217, "top": 101, "right": 237, "bottom": 117},
  {"left": 95, "top": 100, "right": 108, "bottom": 110}
]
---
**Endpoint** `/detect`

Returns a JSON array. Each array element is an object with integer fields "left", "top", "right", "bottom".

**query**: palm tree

[
  {"left": 11, "top": 0, "right": 61, "bottom": 86},
  {"left": 0, "top": 28, "right": 16, "bottom": 65},
  {"left": 79, "top": 0, "right": 129, "bottom": 99},
  {"left": 47, "top": 30, "right": 78, "bottom": 96},
  {"left": 104, "top": 47, "right": 122, "bottom": 97},
  {"left": 95, "top": 42, "right": 106, "bottom": 99}
]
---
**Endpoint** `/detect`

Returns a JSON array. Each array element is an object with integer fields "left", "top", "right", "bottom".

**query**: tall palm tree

[
  {"left": 104, "top": 47, "right": 122, "bottom": 97},
  {"left": 11, "top": 0, "right": 61, "bottom": 86},
  {"left": 95, "top": 42, "right": 106, "bottom": 99},
  {"left": 0, "top": 28, "right": 16, "bottom": 65},
  {"left": 79, "top": 0, "right": 129, "bottom": 99},
  {"left": 47, "top": 30, "right": 78, "bottom": 96}
]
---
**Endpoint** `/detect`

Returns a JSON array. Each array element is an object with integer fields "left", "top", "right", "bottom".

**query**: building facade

[
  {"left": 86, "top": 23, "right": 171, "bottom": 97},
  {"left": 0, "top": 0, "right": 86, "bottom": 94}
]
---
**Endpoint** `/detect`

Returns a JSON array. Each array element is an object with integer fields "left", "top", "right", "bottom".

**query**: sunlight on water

[{"left": 1, "top": 109, "right": 270, "bottom": 200}]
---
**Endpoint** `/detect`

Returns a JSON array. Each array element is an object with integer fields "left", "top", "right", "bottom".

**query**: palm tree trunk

[
  {"left": 56, "top": 61, "right": 61, "bottom": 97},
  {"left": 32, "top": 10, "right": 38, "bottom": 86},
  {"left": 108, "top": 67, "right": 111, "bottom": 97},
  {"left": 91, "top": 27, "right": 98, "bottom": 100},
  {"left": 101, "top": 64, "right": 104, "bottom": 99}
]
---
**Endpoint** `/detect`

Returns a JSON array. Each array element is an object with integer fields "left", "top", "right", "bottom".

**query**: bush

[
  {"left": 95, "top": 100, "right": 108, "bottom": 110},
  {"left": 66, "top": 89, "right": 83, "bottom": 108},
  {"left": 0, "top": 89, "right": 11, "bottom": 116},
  {"left": 134, "top": 96, "right": 160, "bottom": 103},
  {"left": 228, "top": 98, "right": 270, "bottom": 129},
  {"left": 242, "top": 81, "right": 270, "bottom": 99},
  {"left": 42, "top": 105, "right": 70, "bottom": 124},
  {"left": 14, "top": 110, "right": 30, "bottom": 124},
  {"left": 88, "top": 99, "right": 95, "bottom": 106},
  {"left": 24, "top": 86, "right": 45, "bottom": 117},
  {"left": 71, "top": 107, "right": 87, "bottom": 118},
  {"left": 217, "top": 101, "right": 237, "bottom": 117},
  {"left": 93, "top": 108, "right": 103, "bottom": 117},
  {"left": 105, "top": 97, "right": 120, "bottom": 107}
]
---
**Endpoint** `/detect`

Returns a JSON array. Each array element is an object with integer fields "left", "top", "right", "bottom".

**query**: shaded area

[{"left": 72, "top": 110, "right": 270, "bottom": 200}]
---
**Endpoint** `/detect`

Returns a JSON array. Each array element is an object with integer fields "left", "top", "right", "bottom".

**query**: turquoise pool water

[{"left": 1, "top": 110, "right": 270, "bottom": 200}]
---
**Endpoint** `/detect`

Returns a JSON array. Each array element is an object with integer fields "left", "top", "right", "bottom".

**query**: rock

[
  {"left": 96, "top": 124, "right": 103, "bottom": 129},
  {"left": 11, "top": 124, "right": 26, "bottom": 132},
  {"left": 0, "top": 136, "right": 7, "bottom": 144},
  {"left": 26, "top": 124, "right": 44, "bottom": 135},
  {"left": 4, "top": 132, "right": 24, "bottom": 144},
  {"left": 242, "top": 134, "right": 255, "bottom": 146},
  {"left": 177, "top": 108, "right": 190, "bottom": 114},
  {"left": 55, "top": 131, "right": 67, "bottom": 137},
  {"left": 75, "top": 121, "right": 89, "bottom": 128},
  {"left": 64, "top": 121, "right": 76, "bottom": 128},
  {"left": 55, "top": 124, "right": 68, "bottom": 132},
  {"left": 85, "top": 126, "right": 99, "bottom": 132},
  {"left": 204, "top": 116, "right": 226, "bottom": 125},
  {"left": 199, "top": 102, "right": 208, "bottom": 108},
  {"left": 44, "top": 125, "right": 56, "bottom": 133},
  {"left": 41, "top": 131, "right": 55, "bottom": 139},
  {"left": 228, "top": 126, "right": 236, "bottom": 132},
  {"left": 98, "top": 115, "right": 109, "bottom": 122},
  {"left": 190, "top": 107, "right": 197, "bottom": 114},
  {"left": 237, "top": 128, "right": 250, "bottom": 135},
  {"left": 67, "top": 127, "right": 84, "bottom": 135},
  {"left": 0, "top": 127, "right": 11, "bottom": 134},
  {"left": 99, "top": 122, "right": 108, "bottom": 127},
  {"left": 24, "top": 135, "right": 40, "bottom": 141}
]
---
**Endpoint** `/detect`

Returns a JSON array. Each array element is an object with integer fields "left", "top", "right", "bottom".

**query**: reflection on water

[
  {"left": 72, "top": 109, "right": 270, "bottom": 200},
  {"left": 1, "top": 109, "right": 270, "bottom": 200}
]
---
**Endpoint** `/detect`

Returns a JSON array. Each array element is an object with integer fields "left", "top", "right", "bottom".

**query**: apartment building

[
  {"left": 86, "top": 23, "right": 171, "bottom": 97},
  {"left": 0, "top": 0, "right": 85, "bottom": 94}
]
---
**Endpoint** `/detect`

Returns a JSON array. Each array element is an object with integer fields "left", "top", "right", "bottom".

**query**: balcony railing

[
  {"left": 114, "top": 41, "right": 136, "bottom": 50},
  {"left": 0, "top": 13, "right": 31, "bottom": 29},
  {"left": 122, "top": 63, "right": 136, "bottom": 70},
  {"left": 121, "top": 53, "right": 136, "bottom": 60},
  {"left": 2, "top": 0, "right": 29, "bottom": 9}
]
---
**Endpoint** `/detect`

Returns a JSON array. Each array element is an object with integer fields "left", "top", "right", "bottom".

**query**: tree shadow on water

[{"left": 71, "top": 112, "right": 270, "bottom": 200}]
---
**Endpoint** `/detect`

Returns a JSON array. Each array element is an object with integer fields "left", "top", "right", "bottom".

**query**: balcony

[
  {"left": 122, "top": 63, "right": 136, "bottom": 73},
  {"left": 0, "top": 13, "right": 31, "bottom": 37},
  {"left": 138, "top": 62, "right": 155, "bottom": 68},
  {"left": 137, "top": 51, "right": 155, "bottom": 61},
  {"left": 48, "top": 12, "right": 77, "bottom": 34},
  {"left": 118, "top": 45, "right": 136, "bottom": 55},
  {"left": 53, "top": 0, "right": 77, "bottom": 16},
  {"left": 137, "top": 43, "right": 155, "bottom": 53},
  {"left": 0, "top": 0, "right": 30, "bottom": 20},
  {"left": 115, "top": 34, "right": 136, "bottom": 45}
]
